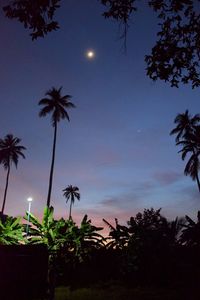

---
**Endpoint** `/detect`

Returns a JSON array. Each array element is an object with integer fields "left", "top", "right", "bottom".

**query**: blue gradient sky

[{"left": 0, "top": 1, "right": 199, "bottom": 227}]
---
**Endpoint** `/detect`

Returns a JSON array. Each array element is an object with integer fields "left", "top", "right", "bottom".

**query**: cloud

[
  {"left": 153, "top": 171, "right": 182, "bottom": 186},
  {"left": 134, "top": 181, "right": 155, "bottom": 193},
  {"left": 161, "top": 183, "right": 199, "bottom": 220},
  {"left": 93, "top": 144, "right": 121, "bottom": 167},
  {"left": 178, "top": 185, "right": 200, "bottom": 206},
  {"left": 100, "top": 197, "right": 119, "bottom": 207},
  {"left": 99, "top": 193, "right": 140, "bottom": 209}
]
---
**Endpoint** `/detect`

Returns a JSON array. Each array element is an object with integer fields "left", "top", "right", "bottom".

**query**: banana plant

[
  {"left": 71, "top": 214, "right": 104, "bottom": 260},
  {"left": 0, "top": 216, "right": 24, "bottom": 245},
  {"left": 24, "top": 206, "right": 68, "bottom": 252},
  {"left": 180, "top": 211, "right": 200, "bottom": 247},
  {"left": 24, "top": 206, "right": 72, "bottom": 299},
  {"left": 103, "top": 218, "right": 130, "bottom": 249}
]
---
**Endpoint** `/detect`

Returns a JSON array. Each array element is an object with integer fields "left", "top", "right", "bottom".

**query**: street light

[{"left": 26, "top": 197, "right": 33, "bottom": 235}]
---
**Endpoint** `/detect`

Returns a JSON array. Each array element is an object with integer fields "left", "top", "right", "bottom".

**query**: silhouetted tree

[
  {"left": 103, "top": 217, "right": 130, "bottom": 249},
  {"left": 3, "top": 1, "right": 200, "bottom": 87},
  {"left": 0, "top": 134, "right": 26, "bottom": 214},
  {"left": 102, "top": 1, "right": 200, "bottom": 87},
  {"left": 165, "top": 217, "right": 185, "bottom": 246},
  {"left": 126, "top": 208, "right": 177, "bottom": 285},
  {"left": 170, "top": 110, "right": 200, "bottom": 142},
  {"left": 170, "top": 110, "right": 200, "bottom": 192},
  {"left": 38, "top": 87, "right": 75, "bottom": 208},
  {"left": 178, "top": 138, "right": 200, "bottom": 191},
  {"left": 3, "top": 0, "right": 61, "bottom": 40},
  {"left": 63, "top": 185, "right": 80, "bottom": 219},
  {"left": 181, "top": 211, "right": 200, "bottom": 247}
]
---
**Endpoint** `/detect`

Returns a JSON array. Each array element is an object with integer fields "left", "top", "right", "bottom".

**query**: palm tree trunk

[
  {"left": 69, "top": 200, "right": 72, "bottom": 219},
  {"left": 196, "top": 173, "right": 200, "bottom": 192},
  {"left": 1, "top": 164, "right": 10, "bottom": 214},
  {"left": 192, "top": 148, "right": 200, "bottom": 193},
  {"left": 47, "top": 122, "right": 57, "bottom": 207}
]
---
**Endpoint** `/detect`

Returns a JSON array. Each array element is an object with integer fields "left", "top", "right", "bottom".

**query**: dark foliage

[
  {"left": 1, "top": 208, "right": 200, "bottom": 293},
  {"left": 102, "top": 208, "right": 197, "bottom": 288},
  {"left": 2, "top": 1, "right": 200, "bottom": 86},
  {"left": 3, "top": 0, "right": 60, "bottom": 40},
  {"left": 101, "top": 0, "right": 200, "bottom": 88},
  {"left": 100, "top": 0, "right": 137, "bottom": 47},
  {"left": 146, "top": 0, "right": 200, "bottom": 88},
  {"left": 181, "top": 211, "right": 200, "bottom": 247},
  {"left": 101, "top": 0, "right": 137, "bottom": 22},
  {"left": 170, "top": 110, "right": 200, "bottom": 191}
]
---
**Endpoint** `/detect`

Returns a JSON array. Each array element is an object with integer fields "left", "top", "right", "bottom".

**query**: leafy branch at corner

[{"left": 3, "top": 0, "right": 61, "bottom": 40}]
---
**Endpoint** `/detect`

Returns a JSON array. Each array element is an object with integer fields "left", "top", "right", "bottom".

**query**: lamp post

[{"left": 26, "top": 197, "right": 33, "bottom": 235}]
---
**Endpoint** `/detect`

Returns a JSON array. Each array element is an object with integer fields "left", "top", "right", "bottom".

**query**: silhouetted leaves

[
  {"left": 146, "top": 0, "right": 200, "bottom": 88},
  {"left": 63, "top": 185, "right": 80, "bottom": 220},
  {"left": 181, "top": 211, "right": 200, "bottom": 247},
  {"left": 0, "top": 216, "right": 24, "bottom": 245},
  {"left": 171, "top": 110, "right": 200, "bottom": 191},
  {"left": 3, "top": 0, "right": 60, "bottom": 40},
  {"left": 0, "top": 134, "right": 26, "bottom": 214},
  {"left": 2, "top": 1, "right": 200, "bottom": 86},
  {"left": 103, "top": 217, "right": 130, "bottom": 249},
  {"left": 1, "top": 206, "right": 200, "bottom": 289}
]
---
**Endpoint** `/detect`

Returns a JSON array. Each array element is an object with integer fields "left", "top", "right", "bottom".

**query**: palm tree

[
  {"left": 0, "top": 134, "right": 26, "bottom": 214},
  {"left": 170, "top": 110, "right": 200, "bottom": 142},
  {"left": 63, "top": 185, "right": 80, "bottom": 219},
  {"left": 38, "top": 87, "right": 75, "bottom": 207},
  {"left": 170, "top": 110, "right": 200, "bottom": 192},
  {"left": 177, "top": 137, "right": 200, "bottom": 191}
]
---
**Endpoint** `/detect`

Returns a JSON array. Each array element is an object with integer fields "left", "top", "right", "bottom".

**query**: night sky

[{"left": 0, "top": 1, "right": 199, "bottom": 227}]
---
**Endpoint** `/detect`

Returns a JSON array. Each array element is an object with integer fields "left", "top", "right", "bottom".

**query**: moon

[{"left": 86, "top": 50, "right": 95, "bottom": 59}]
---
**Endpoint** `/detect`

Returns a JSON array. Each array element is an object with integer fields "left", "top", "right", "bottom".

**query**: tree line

[{"left": 0, "top": 207, "right": 199, "bottom": 294}]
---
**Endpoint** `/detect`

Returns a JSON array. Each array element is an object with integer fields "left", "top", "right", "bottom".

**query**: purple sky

[{"left": 0, "top": 1, "right": 199, "bottom": 228}]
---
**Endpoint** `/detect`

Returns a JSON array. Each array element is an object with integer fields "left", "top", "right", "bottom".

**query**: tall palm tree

[
  {"left": 38, "top": 87, "right": 75, "bottom": 207},
  {"left": 0, "top": 134, "right": 26, "bottom": 214},
  {"left": 170, "top": 110, "right": 200, "bottom": 192},
  {"left": 63, "top": 185, "right": 80, "bottom": 219}
]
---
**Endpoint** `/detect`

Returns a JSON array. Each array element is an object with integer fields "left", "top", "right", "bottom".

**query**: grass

[{"left": 53, "top": 284, "right": 198, "bottom": 300}]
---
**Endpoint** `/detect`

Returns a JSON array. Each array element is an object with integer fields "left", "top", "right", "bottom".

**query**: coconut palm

[
  {"left": 177, "top": 137, "right": 200, "bottom": 191},
  {"left": 170, "top": 110, "right": 200, "bottom": 142},
  {"left": 38, "top": 87, "right": 75, "bottom": 207},
  {"left": 0, "top": 134, "right": 26, "bottom": 214},
  {"left": 63, "top": 185, "right": 80, "bottom": 219},
  {"left": 170, "top": 111, "right": 200, "bottom": 192}
]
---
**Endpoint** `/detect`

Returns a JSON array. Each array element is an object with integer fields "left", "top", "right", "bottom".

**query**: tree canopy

[{"left": 2, "top": 0, "right": 200, "bottom": 87}]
